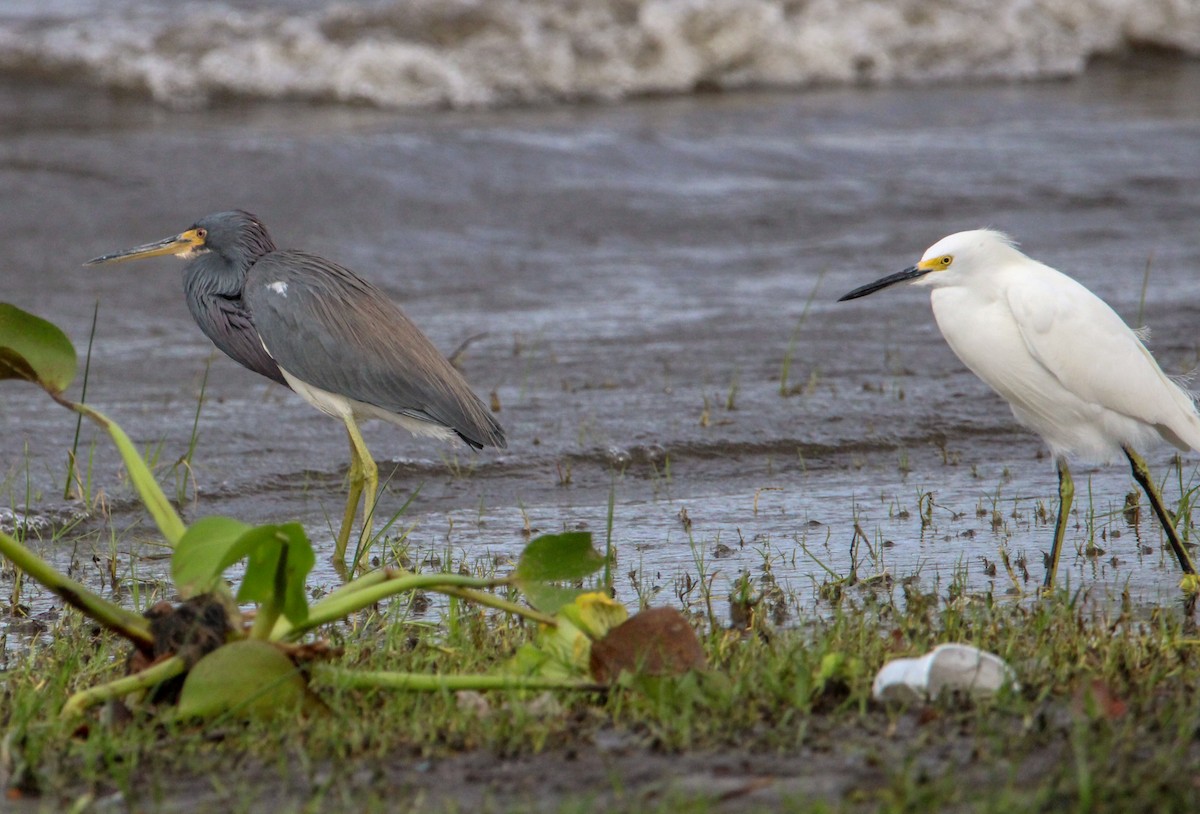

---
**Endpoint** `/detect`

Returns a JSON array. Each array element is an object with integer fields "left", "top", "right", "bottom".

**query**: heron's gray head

[
  {"left": 192, "top": 211, "right": 276, "bottom": 266},
  {"left": 84, "top": 209, "right": 277, "bottom": 269}
]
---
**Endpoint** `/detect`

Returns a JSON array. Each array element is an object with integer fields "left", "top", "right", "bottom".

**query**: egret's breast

[
  {"left": 930, "top": 287, "right": 1034, "bottom": 397},
  {"left": 929, "top": 285, "right": 1135, "bottom": 460}
]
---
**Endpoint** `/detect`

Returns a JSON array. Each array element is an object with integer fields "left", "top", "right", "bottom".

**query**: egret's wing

[
  {"left": 245, "top": 251, "right": 505, "bottom": 449},
  {"left": 1005, "top": 265, "right": 1198, "bottom": 438}
]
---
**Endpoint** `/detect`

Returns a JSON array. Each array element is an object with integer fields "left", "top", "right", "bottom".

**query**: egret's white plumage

[
  {"left": 913, "top": 230, "right": 1200, "bottom": 461},
  {"left": 839, "top": 229, "right": 1199, "bottom": 590}
]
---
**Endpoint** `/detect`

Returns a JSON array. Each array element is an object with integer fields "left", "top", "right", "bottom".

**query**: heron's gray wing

[
  {"left": 184, "top": 283, "right": 288, "bottom": 387},
  {"left": 244, "top": 251, "right": 505, "bottom": 449}
]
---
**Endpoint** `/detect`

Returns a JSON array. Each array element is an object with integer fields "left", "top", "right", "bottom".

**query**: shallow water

[{"left": 3, "top": 55, "right": 1200, "bottom": 634}]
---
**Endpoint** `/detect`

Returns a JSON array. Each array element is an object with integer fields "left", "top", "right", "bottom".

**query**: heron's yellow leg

[
  {"left": 334, "top": 426, "right": 365, "bottom": 565},
  {"left": 1124, "top": 445, "right": 1198, "bottom": 576},
  {"left": 1043, "top": 457, "right": 1074, "bottom": 592},
  {"left": 340, "top": 415, "right": 379, "bottom": 567}
]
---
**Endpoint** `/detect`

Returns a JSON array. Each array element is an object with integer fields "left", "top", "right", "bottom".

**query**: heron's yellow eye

[{"left": 938, "top": 255, "right": 953, "bottom": 267}]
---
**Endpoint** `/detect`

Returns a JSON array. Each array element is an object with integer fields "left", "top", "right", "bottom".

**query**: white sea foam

[{"left": 1, "top": 0, "right": 1197, "bottom": 109}]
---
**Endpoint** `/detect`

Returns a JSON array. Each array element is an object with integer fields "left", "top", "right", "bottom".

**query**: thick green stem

[
  {"left": 0, "top": 530, "right": 153, "bottom": 650},
  {"left": 312, "top": 566, "right": 393, "bottom": 606},
  {"left": 250, "top": 546, "right": 289, "bottom": 639},
  {"left": 276, "top": 573, "right": 554, "bottom": 641},
  {"left": 313, "top": 664, "right": 601, "bottom": 693},
  {"left": 439, "top": 585, "right": 557, "bottom": 627},
  {"left": 53, "top": 396, "right": 185, "bottom": 546},
  {"left": 60, "top": 656, "right": 187, "bottom": 718}
]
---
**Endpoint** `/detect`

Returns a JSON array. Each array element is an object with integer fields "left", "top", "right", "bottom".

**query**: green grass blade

[
  {"left": 61, "top": 656, "right": 186, "bottom": 718},
  {"left": 64, "top": 301, "right": 100, "bottom": 500}
]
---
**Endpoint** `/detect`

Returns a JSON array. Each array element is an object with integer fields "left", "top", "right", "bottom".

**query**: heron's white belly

[{"left": 276, "top": 366, "right": 455, "bottom": 442}]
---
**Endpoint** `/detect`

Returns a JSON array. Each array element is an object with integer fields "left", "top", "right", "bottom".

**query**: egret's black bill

[
  {"left": 84, "top": 230, "right": 202, "bottom": 266},
  {"left": 838, "top": 266, "right": 931, "bottom": 301}
]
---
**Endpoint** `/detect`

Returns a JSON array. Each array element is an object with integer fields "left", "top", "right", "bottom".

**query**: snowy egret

[{"left": 839, "top": 229, "right": 1199, "bottom": 590}]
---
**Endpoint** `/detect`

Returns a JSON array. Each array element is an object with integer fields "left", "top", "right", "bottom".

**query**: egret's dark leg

[
  {"left": 1043, "top": 457, "right": 1074, "bottom": 592},
  {"left": 1123, "top": 445, "right": 1198, "bottom": 576},
  {"left": 334, "top": 417, "right": 379, "bottom": 566}
]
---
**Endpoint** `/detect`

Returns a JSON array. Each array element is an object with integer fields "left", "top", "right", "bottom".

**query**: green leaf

[
  {"left": 0, "top": 305, "right": 184, "bottom": 546},
  {"left": 234, "top": 524, "right": 314, "bottom": 625},
  {"left": 509, "top": 614, "right": 589, "bottom": 679},
  {"left": 520, "top": 582, "right": 589, "bottom": 616},
  {"left": 172, "top": 520, "right": 314, "bottom": 625},
  {"left": 513, "top": 532, "right": 604, "bottom": 583},
  {"left": 558, "top": 591, "right": 628, "bottom": 640},
  {"left": 172, "top": 517, "right": 253, "bottom": 597},
  {"left": 506, "top": 592, "right": 629, "bottom": 680},
  {"left": 0, "top": 303, "right": 77, "bottom": 394},
  {"left": 176, "top": 640, "right": 311, "bottom": 719}
]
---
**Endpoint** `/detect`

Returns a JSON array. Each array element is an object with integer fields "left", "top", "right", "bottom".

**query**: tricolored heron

[
  {"left": 839, "top": 229, "right": 1199, "bottom": 591},
  {"left": 87, "top": 210, "right": 505, "bottom": 565}
]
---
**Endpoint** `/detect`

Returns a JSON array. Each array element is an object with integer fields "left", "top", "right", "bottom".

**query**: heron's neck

[{"left": 182, "top": 252, "right": 252, "bottom": 300}]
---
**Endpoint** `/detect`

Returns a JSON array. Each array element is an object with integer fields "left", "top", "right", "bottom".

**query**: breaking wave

[{"left": 2, "top": 0, "right": 1198, "bottom": 109}]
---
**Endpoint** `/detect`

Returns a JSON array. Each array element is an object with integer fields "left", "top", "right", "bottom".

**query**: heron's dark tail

[{"left": 456, "top": 409, "right": 506, "bottom": 450}]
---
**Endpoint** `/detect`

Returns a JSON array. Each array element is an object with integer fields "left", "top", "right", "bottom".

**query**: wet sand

[{"left": 3, "top": 54, "right": 1200, "bottom": 617}]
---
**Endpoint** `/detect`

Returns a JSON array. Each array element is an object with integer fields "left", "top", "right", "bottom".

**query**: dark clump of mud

[{"left": 134, "top": 595, "right": 231, "bottom": 704}]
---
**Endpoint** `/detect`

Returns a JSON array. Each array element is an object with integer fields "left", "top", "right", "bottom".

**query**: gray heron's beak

[{"left": 85, "top": 228, "right": 206, "bottom": 266}]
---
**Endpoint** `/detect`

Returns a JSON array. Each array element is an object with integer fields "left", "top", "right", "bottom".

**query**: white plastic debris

[{"left": 872, "top": 643, "right": 1017, "bottom": 703}]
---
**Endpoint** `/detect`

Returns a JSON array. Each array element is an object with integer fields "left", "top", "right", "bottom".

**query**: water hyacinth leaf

[
  {"left": 588, "top": 607, "right": 706, "bottom": 684},
  {"left": 507, "top": 592, "right": 628, "bottom": 680},
  {"left": 508, "top": 642, "right": 559, "bottom": 678},
  {"left": 512, "top": 531, "right": 604, "bottom": 583},
  {"left": 520, "top": 582, "right": 589, "bottom": 616},
  {"left": 176, "top": 640, "right": 310, "bottom": 719},
  {"left": 0, "top": 303, "right": 77, "bottom": 394},
  {"left": 558, "top": 591, "right": 628, "bottom": 640},
  {"left": 172, "top": 517, "right": 253, "bottom": 597},
  {"left": 233, "top": 524, "right": 314, "bottom": 624},
  {"left": 509, "top": 614, "right": 589, "bottom": 680}
]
